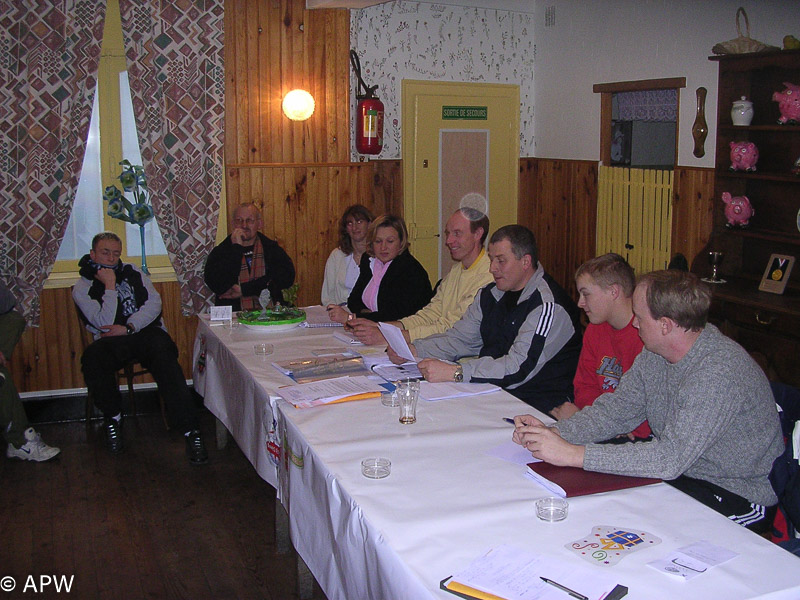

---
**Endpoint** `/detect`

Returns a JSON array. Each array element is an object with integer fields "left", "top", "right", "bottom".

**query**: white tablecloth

[
  {"left": 193, "top": 315, "right": 800, "bottom": 599},
  {"left": 192, "top": 315, "right": 347, "bottom": 486},
  {"left": 277, "top": 393, "right": 800, "bottom": 599}
]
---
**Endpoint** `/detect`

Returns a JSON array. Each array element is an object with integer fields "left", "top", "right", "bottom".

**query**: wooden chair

[{"left": 75, "top": 306, "right": 169, "bottom": 430}]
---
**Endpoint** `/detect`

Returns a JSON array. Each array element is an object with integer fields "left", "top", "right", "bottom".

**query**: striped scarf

[{"left": 239, "top": 237, "right": 265, "bottom": 310}]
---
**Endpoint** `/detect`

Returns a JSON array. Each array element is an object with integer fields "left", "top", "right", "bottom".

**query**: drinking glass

[
  {"left": 397, "top": 379, "right": 420, "bottom": 424},
  {"left": 702, "top": 251, "right": 726, "bottom": 284}
]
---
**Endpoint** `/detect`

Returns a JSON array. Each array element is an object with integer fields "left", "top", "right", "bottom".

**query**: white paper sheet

[
  {"left": 209, "top": 305, "right": 232, "bottom": 322},
  {"left": 378, "top": 322, "right": 417, "bottom": 362},
  {"left": 418, "top": 381, "right": 499, "bottom": 402},
  {"left": 333, "top": 331, "right": 364, "bottom": 345},
  {"left": 648, "top": 540, "right": 738, "bottom": 580},
  {"left": 449, "top": 544, "right": 621, "bottom": 600},
  {"left": 486, "top": 441, "right": 539, "bottom": 466}
]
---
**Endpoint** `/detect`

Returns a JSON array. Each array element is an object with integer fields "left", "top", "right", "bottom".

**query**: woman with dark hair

[
  {"left": 320, "top": 205, "right": 374, "bottom": 305},
  {"left": 327, "top": 215, "right": 432, "bottom": 323}
]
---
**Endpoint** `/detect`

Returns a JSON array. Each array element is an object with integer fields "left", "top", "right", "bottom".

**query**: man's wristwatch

[
  {"left": 126, "top": 323, "right": 136, "bottom": 335},
  {"left": 453, "top": 364, "right": 464, "bottom": 383}
]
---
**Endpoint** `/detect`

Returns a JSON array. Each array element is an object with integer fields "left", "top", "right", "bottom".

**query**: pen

[
  {"left": 539, "top": 577, "right": 588, "bottom": 600},
  {"left": 503, "top": 417, "right": 515, "bottom": 425}
]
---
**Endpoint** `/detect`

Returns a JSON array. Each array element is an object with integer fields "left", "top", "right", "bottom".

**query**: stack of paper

[{"left": 276, "top": 375, "right": 384, "bottom": 409}]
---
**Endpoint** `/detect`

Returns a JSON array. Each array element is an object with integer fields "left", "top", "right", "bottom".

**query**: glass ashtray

[
  {"left": 361, "top": 457, "right": 391, "bottom": 479},
  {"left": 381, "top": 390, "right": 399, "bottom": 407},
  {"left": 535, "top": 496, "right": 568, "bottom": 522}
]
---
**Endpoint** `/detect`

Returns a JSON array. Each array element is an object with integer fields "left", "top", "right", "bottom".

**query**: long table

[{"left": 193, "top": 314, "right": 800, "bottom": 599}]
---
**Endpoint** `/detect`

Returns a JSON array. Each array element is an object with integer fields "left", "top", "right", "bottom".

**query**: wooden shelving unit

[{"left": 695, "top": 49, "right": 800, "bottom": 385}]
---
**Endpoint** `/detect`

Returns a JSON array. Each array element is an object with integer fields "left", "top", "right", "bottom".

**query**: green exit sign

[{"left": 442, "top": 106, "right": 488, "bottom": 120}]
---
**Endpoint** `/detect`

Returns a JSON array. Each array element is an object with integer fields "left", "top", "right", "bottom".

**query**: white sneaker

[{"left": 6, "top": 427, "right": 60, "bottom": 462}]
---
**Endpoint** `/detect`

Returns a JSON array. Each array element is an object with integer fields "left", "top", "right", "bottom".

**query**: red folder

[{"left": 526, "top": 462, "right": 660, "bottom": 498}]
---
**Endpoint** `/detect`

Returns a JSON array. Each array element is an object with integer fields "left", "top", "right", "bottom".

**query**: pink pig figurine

[
  {"left": 722, "top": 192, "right": 754, "bottom": 227},
  {"left": 773, "top": 82, "right": 800, "bottom": 125},
  {"left": 729, "top": 141, "right": 758, "bottom": 172}
]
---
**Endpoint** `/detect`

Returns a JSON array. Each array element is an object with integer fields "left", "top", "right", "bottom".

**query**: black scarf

[{"left": 77, "top": 254, "right": 150, "bottom": 326}]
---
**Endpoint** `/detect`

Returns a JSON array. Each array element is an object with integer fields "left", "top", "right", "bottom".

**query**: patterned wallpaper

[{"left": 350, "top": 1, "right": 535, "bottom": 160}]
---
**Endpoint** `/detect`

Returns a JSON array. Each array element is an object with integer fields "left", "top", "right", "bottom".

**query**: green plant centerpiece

[
  {"left": 103, "top": 159, "right": 155, "bottom": 273},
  {"left": 238, "top": 288, "right": 306, "bottom": 326}
]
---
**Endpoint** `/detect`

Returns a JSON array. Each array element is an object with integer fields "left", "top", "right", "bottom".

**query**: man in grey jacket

[
  {"left": 73, "top": 232, "right": 207, "bottom": 465},
  {"left": 399, "top": 225, "right": 582, "bottom": 417},
  {"left": 512, "top": 270, "right": 783, "bottom": 532}
]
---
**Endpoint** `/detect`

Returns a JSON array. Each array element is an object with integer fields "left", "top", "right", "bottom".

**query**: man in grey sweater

[{"left": 512, "top": 270, "right": 783, "bottom": 532}]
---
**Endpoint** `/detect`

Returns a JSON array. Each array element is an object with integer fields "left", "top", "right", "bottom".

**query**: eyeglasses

[
  {"left": 233, "top": 217, "right": 257, "bottom": 226},
  {"left": 346, "top": 219, "right": 366, "bottom": 227}
]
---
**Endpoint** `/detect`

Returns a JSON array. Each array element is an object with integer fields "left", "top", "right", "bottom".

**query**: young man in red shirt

[{"left": 557, "top": 253, "right": 650, "bottom": 440}]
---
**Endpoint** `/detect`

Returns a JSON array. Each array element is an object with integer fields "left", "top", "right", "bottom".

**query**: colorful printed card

[{"left": 566, "top": 525, "right": 661, "bottom": 567}]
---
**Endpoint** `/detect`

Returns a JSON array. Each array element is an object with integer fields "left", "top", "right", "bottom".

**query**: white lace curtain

[{"left": 617, "top": 90, "right": 677, "bottom": 122}]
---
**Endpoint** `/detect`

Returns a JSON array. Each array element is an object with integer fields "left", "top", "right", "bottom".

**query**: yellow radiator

[{"left": 597, "top": 166, "right": 673, "bottom": 276}]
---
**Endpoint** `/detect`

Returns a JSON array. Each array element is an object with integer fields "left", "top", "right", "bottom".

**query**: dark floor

[{"left": 0, "top": 395, "right": 328, "bottom": 600}]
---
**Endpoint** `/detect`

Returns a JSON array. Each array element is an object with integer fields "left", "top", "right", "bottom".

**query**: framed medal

[{"left": 759, "top": 254, "right": 795, "bottom": 295}]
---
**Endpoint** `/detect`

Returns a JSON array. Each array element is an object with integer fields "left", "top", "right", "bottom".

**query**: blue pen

[{"left": 503, "top": 417, "right": 515, "bottom": 425}]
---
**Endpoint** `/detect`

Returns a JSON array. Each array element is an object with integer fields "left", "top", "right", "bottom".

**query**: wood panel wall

[
  {"left": 225, "top": 0, "right": 350, "bottom": 165},
  {"left": 671, "top": 165, "right": 715, "bottom": 269},
  {"left": 8, "top": 282, "right": 197, "bottom": 394},
  {"left": 519, "top": 158, "right": 599, "bottom": 298},
  {"left": 225, "top": 163, "right": 398, "bottom": 307}
]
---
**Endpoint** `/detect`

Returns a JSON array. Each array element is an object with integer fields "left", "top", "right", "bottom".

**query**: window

[
  {"left": 50, "top": 0, "right": 170, "bottom": 277},
  {"left": 593, "top": 78, "right": 685, "bottom": 168}
]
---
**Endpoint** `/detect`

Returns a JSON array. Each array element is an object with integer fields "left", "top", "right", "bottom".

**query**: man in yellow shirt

[{"left": 349, "top": 207, "right": 493, "bottom": 344}]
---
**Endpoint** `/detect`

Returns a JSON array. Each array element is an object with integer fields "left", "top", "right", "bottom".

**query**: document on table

[
  {"left": 441, "top": 544, "right": 625, "bottom": 600},
  {"left": 647, "top": 540, "right": 737, "bottom": 580},
  {"left": 359, "top": 347, "right": 421, "bottom": 380},
  {"left": 378, "top": 322, "right": 417, "bottom": 362},
  {"left": 419, "top": 381, "right": 499, "bottom": 402},
  {"left": 299, "top": 305, "right": 343, "bottom": 328},
  {"left": 486, "top": 441, "right": 539, "bottom": 466},
  {"left": 276, "top": 375, "right": 384, "bottom": 409},
  {"left": 271, "top": 355, "right": 371, "bottom": 382},
  {"left": 333, "top": 331, "right": 364, "bottom": 345},
  {"left": 371, "top": 362, "right": 423, "bottom": 382}
]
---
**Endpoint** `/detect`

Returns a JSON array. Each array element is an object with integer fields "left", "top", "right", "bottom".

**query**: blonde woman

[{"left": 327, "top": 215, "right": 432, "bottom": 323}]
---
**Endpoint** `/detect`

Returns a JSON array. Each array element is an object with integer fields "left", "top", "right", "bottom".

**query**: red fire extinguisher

[{"left": 350, "top": 50, "right": 384, "bottom": 155}]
